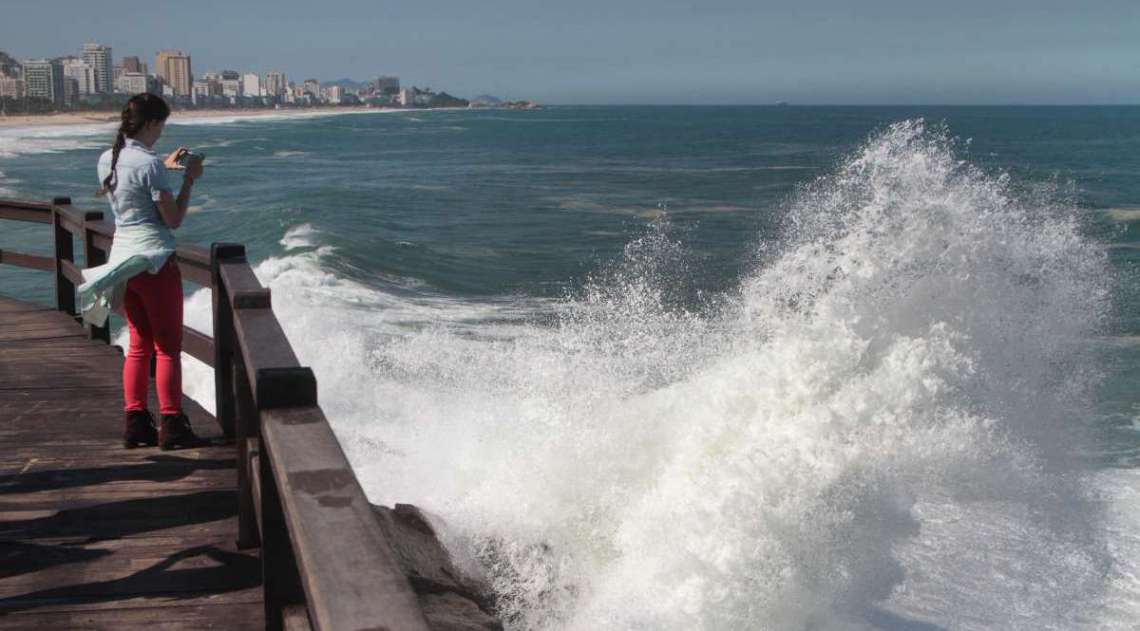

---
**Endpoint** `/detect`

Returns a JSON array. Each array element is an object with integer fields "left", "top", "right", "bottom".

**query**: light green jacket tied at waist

[{"left": 78, "top": 224, "right": 174, "bottom": 327}]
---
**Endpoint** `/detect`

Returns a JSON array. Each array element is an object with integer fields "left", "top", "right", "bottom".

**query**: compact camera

[{"left": 176, "top": 150, "right": 205, "bottom": 167}]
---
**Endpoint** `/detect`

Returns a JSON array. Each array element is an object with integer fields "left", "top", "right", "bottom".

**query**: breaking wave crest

[{"left": 182, "top": 120, "right": 1123, "bottom": 629}]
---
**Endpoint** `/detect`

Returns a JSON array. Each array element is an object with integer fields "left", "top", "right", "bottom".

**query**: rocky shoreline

[{"left": 373, "top": 504, "right": 503, "bottom": 631}]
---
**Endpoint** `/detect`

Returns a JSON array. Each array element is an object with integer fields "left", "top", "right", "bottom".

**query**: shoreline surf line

[{"left": 0, "top": 105, "right": 460, "bottom": 130}]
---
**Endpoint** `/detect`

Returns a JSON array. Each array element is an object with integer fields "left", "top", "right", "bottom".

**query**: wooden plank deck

[{"left": 0, "top": 295, "right": 263, "bottom": 629}]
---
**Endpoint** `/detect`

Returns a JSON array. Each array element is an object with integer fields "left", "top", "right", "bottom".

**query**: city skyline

[
  {"left": 0, "top": 38, "right": 484, "bottom": 113},
  {"left": 1, "top": 0, "right": 1138, "bottom": 105},
  {"left": 1, "top": 43, "right": 467, "bottom": 105}
]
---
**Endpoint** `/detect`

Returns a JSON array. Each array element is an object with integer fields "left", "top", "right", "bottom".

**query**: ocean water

[{"left": 1, "top": 106, "right": 1138, "bottom": 630}]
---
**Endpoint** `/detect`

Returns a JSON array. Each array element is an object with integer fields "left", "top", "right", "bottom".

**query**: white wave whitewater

[{"left": 182, "top": 120, "right": 1138, "bottom": 629}]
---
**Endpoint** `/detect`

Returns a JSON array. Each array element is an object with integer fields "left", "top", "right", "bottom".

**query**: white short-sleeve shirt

[{"left": 97, "top": 137, "right": 175, "bottom": 238}]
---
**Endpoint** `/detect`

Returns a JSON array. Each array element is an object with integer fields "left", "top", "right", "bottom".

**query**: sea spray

[{"left": 177, "top": 120, "right": 1115, "bottom": 629}]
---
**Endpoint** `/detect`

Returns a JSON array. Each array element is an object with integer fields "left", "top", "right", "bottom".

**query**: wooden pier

[
  {"left": 0, "top": 295, "right": 262, "bottom": 629},
  {"left": 0, "top": 198, "right": 433, "bottom": 630}
]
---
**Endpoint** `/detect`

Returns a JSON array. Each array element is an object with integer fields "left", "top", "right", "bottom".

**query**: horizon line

[{"left": 539, "top": 102, "right": 1140, "bottom": 108}]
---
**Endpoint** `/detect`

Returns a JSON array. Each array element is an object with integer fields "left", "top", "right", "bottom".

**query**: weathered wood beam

[
  {"left": 180, "top": 257, "right": 212, "bottom": 287},
  {"left": 0, "top": 202, "right": 52, "bottom": 223},
  {"left": 261, "top": 406, "right": 431, "bottom": 631},
  {"left": 0, "top": 249, "right": 53, "bottom": 271},
  {"left": 59, "top": 259, "right": 85, "bottom": 287},
  {"left": 183, "top": 325, "right": 216, "bottom": 367}
]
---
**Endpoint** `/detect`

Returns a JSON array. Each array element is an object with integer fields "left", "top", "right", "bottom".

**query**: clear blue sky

[{"left": 3, "top": 0, "right": 1138, "bottom": 104}]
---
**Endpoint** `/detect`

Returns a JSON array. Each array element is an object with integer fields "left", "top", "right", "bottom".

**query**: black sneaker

[
  {"left": 123, "top": 410, "right": 158, "bottom": 449},
  {"left": 159, "top": 412, "right": 211, "bottom": 450}
]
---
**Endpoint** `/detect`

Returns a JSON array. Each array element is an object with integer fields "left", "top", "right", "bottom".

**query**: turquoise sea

[{"left": 1, "top": 106, "right": 1138, "bottom": 629}]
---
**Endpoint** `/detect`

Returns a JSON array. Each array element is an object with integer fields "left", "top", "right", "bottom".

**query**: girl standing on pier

[{"left": 83, "top": 92, "right": 208, "bottom": 450}]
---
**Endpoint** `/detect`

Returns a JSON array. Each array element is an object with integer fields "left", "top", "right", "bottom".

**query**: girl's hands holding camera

[
  {"left": 164, "top": 147, "right": 189, "bottom": 170},
  {"left": 163, "top": 147, "right": 204, "bottom": 181}
]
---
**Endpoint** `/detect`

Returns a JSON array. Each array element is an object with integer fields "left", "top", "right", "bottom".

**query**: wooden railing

[{"left": 0, "top": 197, "right": 431, "bottom": 631}]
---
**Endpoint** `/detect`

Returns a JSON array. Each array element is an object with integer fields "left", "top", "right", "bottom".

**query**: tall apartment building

[
  {"left": 216, "top": 70, "right": 239, "bottom": 98},
  {"left": 265, "top": 71, "right": 286, "bottom": 98},
  {"left": 62, "top": 77, "right": 80, "bottom": 107},
  {"left": 374, "top": 76, "right": 400, "bottom": 95},
  {"left": 241, "top": 72, "right": 262, "bottom": 97},
  {"left": 22, "top": 59, "right": 65, "bottom": 108},
  {"left": 302, "top": 79, "right": 321, "bottom": 97},
  {"left": 397, "top": 87, "right": 414, "bottom": 107},
  {"left": 61, "top": 58, "right": 96, "bottom": 96},
  {"left": 155, "top": 50, "right": 192, "bottom": 97},
  {"left": 196, "top": 72, "right": 222, "bottom": 99},
  {"left": 82, "top": 43, "right": 112, "bottom": 94},
  {"left": 120, "top": 56, "right": 144, "bottom": 73},
  {"left": 191, "top": 80, "right": 211, "bottom": 101},
  {"left": 221, "top": 78, "right": 242, "bottom": 98},
  {"left": 0, "top": 76, "right": 26, "bottom": 99},
  {"left": 116, "top": 72, "right": 151, "bottom": 95}
]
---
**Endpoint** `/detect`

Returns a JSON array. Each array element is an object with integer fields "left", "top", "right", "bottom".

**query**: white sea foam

[
  {"left": 0, "top": 123, "right": 112, "bottom": 158},
  {"left": 167, "top": 107, "right": 430, "bottom": 128},
  {"left": 279, "top": 222, "right": 322, "bottom": 249},
  {"left": 1105, "top": 207, "right": 1140, "bottom": 223},
  {"left": 178, "top": 120, "right": 1135, "bottom": 629}
]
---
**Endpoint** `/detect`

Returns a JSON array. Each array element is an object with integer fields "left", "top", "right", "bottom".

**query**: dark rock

[{"left": 372, "top": 503, "right": 502, "bottom": 631}]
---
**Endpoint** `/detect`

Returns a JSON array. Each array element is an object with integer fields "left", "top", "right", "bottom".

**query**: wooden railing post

[
  {"left": 50, "top": 197, "right": 75, "bottom": 315},
  {"left": 258, "top": 368, "right": 318, "bottom": 631},
  {"left": 233, "top": 355, "right": 261, "bottom": 550},
  {"left": 82, "top": 216, "right": 109, "bottom": 343},
  {"left": 262, "top": 432, "right": 309, "bottom": 631},
  {"left": 211, "top": 243, "right": 245, "bottom": 439}
]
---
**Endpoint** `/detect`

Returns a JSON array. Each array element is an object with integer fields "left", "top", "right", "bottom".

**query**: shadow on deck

[{"left": 0, "top": 296, "right": 263, "bottom": 629}]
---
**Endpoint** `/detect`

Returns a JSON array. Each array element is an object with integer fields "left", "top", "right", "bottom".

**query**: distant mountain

[
  {"left": 429, "top": 92, "right": 470, "bottom": 108},
  {"left": 470, "top": 94, "right": 503, "bottom": 105},
  {"left": 321, "top": 78, "right": 370, "bottom": 90}
]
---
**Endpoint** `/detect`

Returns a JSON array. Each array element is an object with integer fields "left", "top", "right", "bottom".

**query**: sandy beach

[{"left": 0, "top": 105, "right": 403, "bottom": 128}]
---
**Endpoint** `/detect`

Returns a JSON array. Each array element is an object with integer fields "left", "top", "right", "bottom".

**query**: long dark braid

[{"left": 96, "top": 93, "right": 171, "bottom": 196}]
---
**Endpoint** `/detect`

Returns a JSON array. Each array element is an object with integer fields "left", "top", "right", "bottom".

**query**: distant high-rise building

[
  {"left": 22, "top": 59, "right": 65, "bottom": 108},
  {"left": 0, "top": 76, "right": 26, "bottom": 98},
  {"left": 265, "top": 71, "right": 286, "bottom": 98},
  {"left": 61, "top": 58, "right": 96, "bottom": 96},
  {"left": 241, "top": 73, "right": 262, "bottom": 98},
  {"left": 191, "top": 79, "right": 214, "bottom": 103},
  {"left": 374, "top": 76, "right": 399, "bottom": 95},
  {"left": 303, "top": 79, "right": 320, "bottom": 97},
  {"left": 397, "top": 87, "right": 414, "bottom": 107},
  {"left": 82, "top": 43, "right": 112, "bottom": 94},
  {"left": 155, "top": 50, "right": 192, "bottom": 97},
  {"left": 221, "top": 78, "right": 242, "bottom": 98},
  {"left": 195, "top": 73, "right": 222, "bottom": 98},
  {"left": 62, "top": 76, "right": 80, "bottom": 107},
  {"left": 323, "top": 85, "right": 343, "bottom": 104},
  {"left": 120, "top": 56, "right": 143, "bottom": 73},
  {"left": 116, "top": 72, "right": 152, "bottom": 95}
]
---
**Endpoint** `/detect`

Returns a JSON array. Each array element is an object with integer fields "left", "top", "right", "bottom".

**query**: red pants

[{"left": 122, "top": 259, "right": 183, "bottom": 415}]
